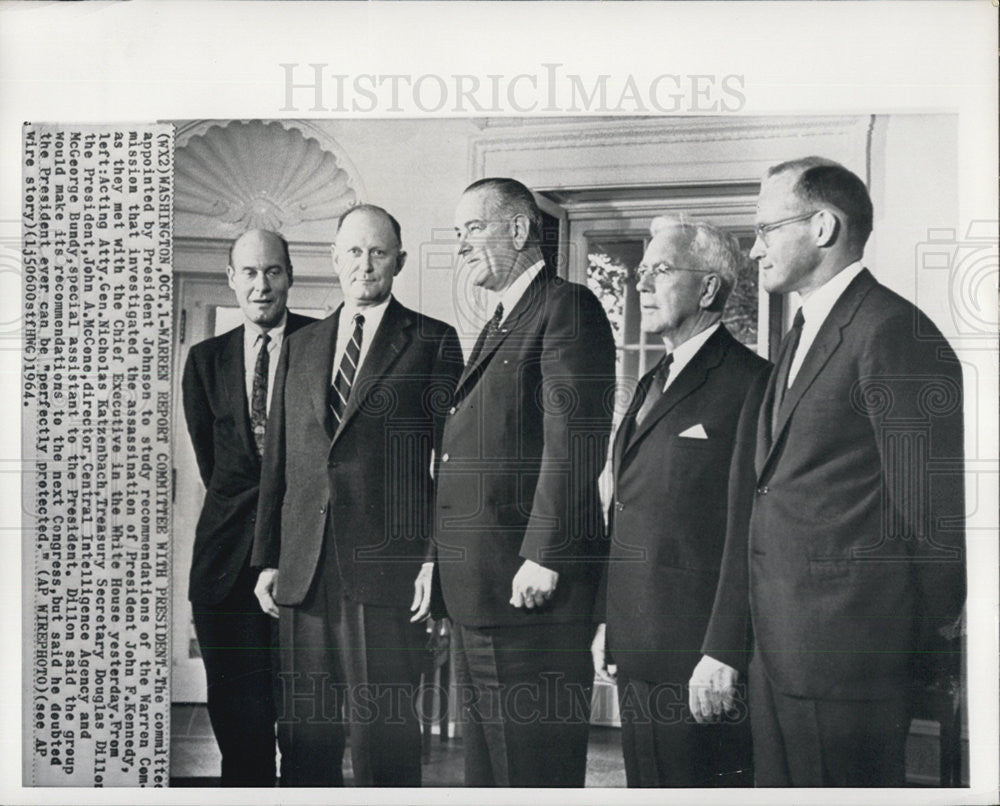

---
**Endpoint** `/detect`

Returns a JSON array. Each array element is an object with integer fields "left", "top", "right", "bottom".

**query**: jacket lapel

[
  {"left": 624, "top": 326, "right": 732, "bottom": 459},
  {"left": 455, "top": 266, "right": 552, "bottom": 399},
  {"left": 307, "top": 310, "right": 341, "bottom": 439},
  {"left": 220, "top": 326, "right": 258, "bottom": 463},
  {"left": 331, "top": 298, "right": 412, "bottom": 445},
  {"left": 757, "top": 269, "right": 877, "bottom": 480}
]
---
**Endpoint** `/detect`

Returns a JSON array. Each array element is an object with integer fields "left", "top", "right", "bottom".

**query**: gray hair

[{"left": 650, "top": 213, "right": 743, "bottom": 310}]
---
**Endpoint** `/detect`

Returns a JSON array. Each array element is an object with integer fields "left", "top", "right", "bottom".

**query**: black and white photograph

[{"left": 2, "top": 2, "right": 997, "bottom": 804}]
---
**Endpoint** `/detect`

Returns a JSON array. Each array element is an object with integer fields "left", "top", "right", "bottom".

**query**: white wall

[{"left": 868, "top": 114, "right": 959, "bottom": 338}]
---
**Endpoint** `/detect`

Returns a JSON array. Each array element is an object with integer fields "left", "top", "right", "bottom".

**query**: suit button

[
  {"left": 449, "top": 406, "right": 456, "bottom": 415},
  {"left": 441, "top": 453, "right": 450, "bottom": 463},
  {"left": 756, "top": 485, "right": 769, "bottom": 496},
  {"left": 319, "top": 505, "right": 326, "bottom": 514},
  {"left": 249, "top": 514, "right": 256, "bottom": 523},
  {"left": 615, "top": 501, "right": 624, "bottom": 512}
]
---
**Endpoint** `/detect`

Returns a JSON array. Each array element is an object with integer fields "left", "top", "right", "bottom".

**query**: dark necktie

[
  {"left": 250, "top": 332, "right": 270, "bottom": 456},
  {"left": 770, "top": 307, "right": 805, "bottom": 436},
  {"left": 634, "top": 353, "right": 673, "bottom": 428},
  {"left": 330, "top": 313, "right": 365, "bottom": 427},
  {"left": 466, "top": 302, "right": 504, "bottom": 368}
]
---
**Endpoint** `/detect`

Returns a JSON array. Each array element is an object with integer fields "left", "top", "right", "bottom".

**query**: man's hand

[
  {"left": 254, "top": 568, "right": 280, "bottom": 619},
  {"left": 510, "top": 559, "right": 558, "bottom": 609},
  {"left": 688, "top": 654, "right": 740, "bottom": 723},
  {"left": 591, "top": 623, "right": 617, "bottom": 683},
  {"left": 410, "top": 562, "right": 435, "bottom": 623}
]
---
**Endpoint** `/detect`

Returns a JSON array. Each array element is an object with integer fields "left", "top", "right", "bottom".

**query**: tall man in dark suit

[
  {"left": 182, "top": 228, "right": 314, "bottom": 786},
  {"left": 252, "top": 205, "right": 463, "bottom": 787},
  {"left": 433, "top": 178, "right": 616, "bottom": 786},
  {"left": 690, "top": 158, "right": 966, "bottom": 786},
  {"left": 592, "top": 215, "right": 768, "bottom": 787}
]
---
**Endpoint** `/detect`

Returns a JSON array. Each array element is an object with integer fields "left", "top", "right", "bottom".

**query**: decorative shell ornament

[{"left": 174, "top": 120, "right": 358, "bottom": 232}]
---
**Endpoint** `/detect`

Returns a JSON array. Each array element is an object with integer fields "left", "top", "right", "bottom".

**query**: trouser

[
  {"left": 748, "top": 652, "right": 909, "bottom": 787},
  {"left": 192, "top": 564, "right": 280, "bottom": 787},
  {"left": 276, "top": 556, "right": 426, "bottom": 787},
  {"left": 452, "top": 621, "right": 594, "bottom": 787},
  {"left": 616, "top": 669, "right": 753, "bottom": 787}
]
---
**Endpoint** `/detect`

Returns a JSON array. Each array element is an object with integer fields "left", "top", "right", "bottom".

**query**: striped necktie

[
  {"left": 330, "top": 313, "right": 365, "bottom": 427},
  {"left": 250, "top": 332, "right": 270, "bottom": 456}
]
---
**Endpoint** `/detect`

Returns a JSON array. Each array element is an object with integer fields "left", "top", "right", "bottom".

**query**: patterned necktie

[
  {"left": 770, "top": 307, "right": 805, "bottom": 436},
  {"left": 330, "top": 313, "right": 365, "bottom": 427},
  {"left": 250, "top": 332, "right": 271, "bottom": 457},
  {"left": 634, "top": 353, "right": 673, "bottom": 428},
  {"left": 466, "top": 302, "right": 504, "bottom": 368}
]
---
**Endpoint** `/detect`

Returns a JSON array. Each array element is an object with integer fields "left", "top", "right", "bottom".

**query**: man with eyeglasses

[
  {"left": 691, "top": 158, "right": 965, "bottom": 786},
  {"left": 591, "top": 214, "right": 768, "bottom": 787}
]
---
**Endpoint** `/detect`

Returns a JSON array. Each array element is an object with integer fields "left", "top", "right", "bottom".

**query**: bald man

[
  {"left": 252, "top": 205, "right": 463, "bottom": 786},
  {"left": 182, "top": 228, "right": 315, "bottom": 785}
]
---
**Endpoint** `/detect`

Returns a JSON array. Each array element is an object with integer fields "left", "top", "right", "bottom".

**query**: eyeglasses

[
  {"left": 754, "top": 210, "right": 820, "bottom": 244},
  {"left": 632, "top": 262, "right": 704, "bottom": 285}
]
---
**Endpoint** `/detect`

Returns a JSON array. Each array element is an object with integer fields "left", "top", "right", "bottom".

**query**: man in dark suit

[
  {"left": 433, "top": 178, "right": 616, "bottom": 786},
  {"left": 252, "top": 204, "right": 463, "bottom": 787},
  {"left": 182, "top": 228, "right": 314, "bottom": 786},
  {"left": 691, "top": 158, "right": 966, "bottom": 786},
  {"left": 592, "top": 215, "right": 768, "bottom": 787}
]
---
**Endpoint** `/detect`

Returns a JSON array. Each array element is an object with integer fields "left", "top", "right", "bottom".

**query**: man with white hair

[{"left": 593, "top": 214, "right": 768, "bottom": 786}]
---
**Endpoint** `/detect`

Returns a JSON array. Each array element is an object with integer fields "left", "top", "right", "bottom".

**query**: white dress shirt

[
  {"left": 330, "top": 296, "right": 392, "bottom": 385},
  {"left": 495, "top": 260, "right": 545, "bottom": 327},
  {"left": 657, "top": 322, "right": 721, "bottom": 392},
  {"left": 787, "top": 261, "right": 865, "bottom": 387},
  {"left": 243, "top": 312, "right": 287, "bottom": 417}
]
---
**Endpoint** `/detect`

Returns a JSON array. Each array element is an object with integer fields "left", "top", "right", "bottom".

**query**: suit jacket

[
  {"left": 251, "top": 298, "right": 463, "bottom": 609},
  {"left": 434, "top": 265, "right": 616, "bottom": 627},
  {"left": 603, "top": 325, "right": 770, "bottom": 683},
  {"left": 183, "top": 311, "right": 315, "bottom": 606},
  {"left": 704, "top": 269, "right": 965, "bottom": 700}
]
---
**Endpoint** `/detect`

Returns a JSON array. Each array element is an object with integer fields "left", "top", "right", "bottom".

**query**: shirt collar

[
  {"left": 796, "top": 261, "right": 865, "bottom": 328},
  {"left": 342, "top": 294, "right": 392, "bottom": 330},
  {"left": 496, "top": 260, "right": 545, "bottom": 326},
  {"left": 663, "top": 322, "right": 721, "bottom": 383},
  {"left": 243, "top": 311, "right": 287, "bottom": 347}
]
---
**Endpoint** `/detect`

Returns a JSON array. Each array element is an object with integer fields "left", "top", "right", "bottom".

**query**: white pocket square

[{"left": 678, "top": 424, "right": 708, "bottom": 439}]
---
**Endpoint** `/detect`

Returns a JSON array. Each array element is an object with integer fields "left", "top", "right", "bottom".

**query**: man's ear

[
  {"left": 395, "top": 251, "right": 407, "bottom": 276},
  {"left": 287, "top": 264, "right": 295, "bottom": 288},
  {"left": 699, "top": 273, "right": 722, "bottom": 310},
  {"left": 814, "top": 209, "right": 840, "bottom": 248},
  {"left": 226, "top": 264, "right": 237, "bottom": 291},
  {"left": 509, "top": 214, "right": 531, "bottom": 251}
]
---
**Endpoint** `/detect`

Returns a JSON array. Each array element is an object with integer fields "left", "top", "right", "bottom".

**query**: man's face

[
  {"left": 453, "top": 189, "right": 520, "bottom": 292},
  {"left": 636, "top": 227, "right": 709, "bottom": 340},
  {"left": 332, "top": 209, "right": 405, "bottom": 307},
  {"left": 750, "top": 171, "right": 821, "bottom": 295},
  {"left": 227, "top": 230, "right": 292, "bottom": 329}
]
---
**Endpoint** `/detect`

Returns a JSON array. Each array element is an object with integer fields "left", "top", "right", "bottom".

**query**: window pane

[{"left": 723, "top": 233, "right": 759, "bottom": 351}]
